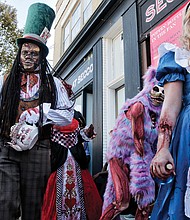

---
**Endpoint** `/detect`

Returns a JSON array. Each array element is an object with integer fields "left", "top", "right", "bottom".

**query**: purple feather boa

[{"left": 103, "top": 67, "right": 162, "bottom": 212}]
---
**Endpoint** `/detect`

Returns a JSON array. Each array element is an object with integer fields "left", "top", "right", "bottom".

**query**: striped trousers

[{"left": 0, "top": 138, "right": 51, "bottom": 220}]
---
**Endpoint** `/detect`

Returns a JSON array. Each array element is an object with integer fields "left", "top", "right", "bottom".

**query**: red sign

[{"left": 150, "top": 2, "right": 188, "bottom": 67}]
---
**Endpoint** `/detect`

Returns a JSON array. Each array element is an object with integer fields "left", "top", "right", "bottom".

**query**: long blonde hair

[{"left": 181, "top": 3, "right": 190, "bottom": 50}]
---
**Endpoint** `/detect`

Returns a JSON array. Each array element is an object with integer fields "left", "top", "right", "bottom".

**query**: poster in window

[{"left": 150, "top": 2, "right": 188, "bottom": 67}]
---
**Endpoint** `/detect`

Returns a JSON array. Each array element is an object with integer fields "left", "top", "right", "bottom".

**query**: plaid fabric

[
  {"left": 0, "top": 138, "right": 51, "bottom": 220},
  {"left": 51, "top": 128, "right": 79, "bottom": 147}
]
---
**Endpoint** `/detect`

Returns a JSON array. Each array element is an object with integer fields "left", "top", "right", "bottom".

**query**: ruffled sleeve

[{"left": 156, "top": 43, "right": 188, "bottom": 86}]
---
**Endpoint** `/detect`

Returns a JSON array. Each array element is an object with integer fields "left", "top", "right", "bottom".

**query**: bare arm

[{"left": 150, "top": 81, "right": 183, "bottom": 179}]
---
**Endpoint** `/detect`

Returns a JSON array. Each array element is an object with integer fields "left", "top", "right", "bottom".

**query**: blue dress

[{"left": 150, "top": 51, "right": 190, "bottom": 220}]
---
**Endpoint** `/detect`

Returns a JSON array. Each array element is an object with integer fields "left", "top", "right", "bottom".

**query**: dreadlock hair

[
  {"left": 37, "top": 48, "right": 57, "bottom": 139},
  {"left": 38, "top": 50, "right": 56, "bottom": 119},
  {"left": 0, "top": 48, "right": 22, "bottom": 137},
  {"left": 0, "top": 43, "right": 57, "bottom": 138}
]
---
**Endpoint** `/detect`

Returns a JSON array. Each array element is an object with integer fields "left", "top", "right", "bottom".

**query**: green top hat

[{"left": 17, "top": 3, "right": 55, "bottom": 57}]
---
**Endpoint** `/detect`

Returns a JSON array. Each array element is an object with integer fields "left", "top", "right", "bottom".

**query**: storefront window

[
  {"left": 116, "top": 86, "right": 125, "bottom": 116},
  {"left": 140, "top": 36, "right": 151, "bottom": 77},
  {"left": 102, "top": 18, "right": 125, "bottom": 163},
  {"left": 112, "top": 32, "right": 124, "bottom": 80},
  {"left": 74, "top": 94, "right": 83, "bottom": 113}
]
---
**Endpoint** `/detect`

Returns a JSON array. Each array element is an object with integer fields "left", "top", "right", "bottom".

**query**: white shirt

[{"left": 0, "top": 74, "right": 74, "bottom": 126}]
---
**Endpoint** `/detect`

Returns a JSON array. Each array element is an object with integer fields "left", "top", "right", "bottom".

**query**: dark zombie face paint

[
  {"left": 150, "top": 85, "right": 164, "bottom": 106},
  {"left": 20, "top": 43, "right": 40, "bottom": 71}
]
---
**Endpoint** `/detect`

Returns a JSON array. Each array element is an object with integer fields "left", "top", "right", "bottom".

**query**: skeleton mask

[{"left": 149, "top": 85, "right": 164, "bottom": 106}]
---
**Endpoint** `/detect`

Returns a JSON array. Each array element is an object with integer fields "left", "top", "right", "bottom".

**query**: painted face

[
  {"left": 150, "top": 85, "right": 164, "bottom": 106},
  {"left": 20, "top": 43, "right": 40, "bottom": 71}
]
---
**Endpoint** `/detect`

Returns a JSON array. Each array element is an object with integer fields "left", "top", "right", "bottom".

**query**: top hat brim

[
  {"left": 16, "top": 3, "right": 55, "bottom": 58},
  {"left": 17, "top": 36, "right": 49, "bottom": 57}
]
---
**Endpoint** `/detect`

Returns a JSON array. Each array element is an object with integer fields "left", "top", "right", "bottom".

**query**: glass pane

[
  {"left": 84, "top": 0, "right": 91, "bottom": 5},
  {"left": 116, "top": 86, "right": 125, "bottom": 116},
  {"left": 71, "top": 19, "right": 81, "bottom": 40},
  {"left": 64, "top": 21, "right": 70, "bottom": 38},
  {"left": 83, "top": 3, "right": 92, "bottom": 24},
  {"left": 113, "top": 32, "right": 124, "bottom": 78},
  {"left": 64, "top": 37, "right": 70, "bottom": 51},
  {"left": 63, "top": 21, "right": 70, "bottom": 51},
  {"left": 75, "top": 95, "right": 82, "bottom": 112},
  {"left": 72, "top": 4, "right": 81, "bottom": 28}
]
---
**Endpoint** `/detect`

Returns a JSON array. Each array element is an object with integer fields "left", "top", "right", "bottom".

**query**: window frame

[{"left": 62, "top": 0, "right": 94, "bottom": 53}]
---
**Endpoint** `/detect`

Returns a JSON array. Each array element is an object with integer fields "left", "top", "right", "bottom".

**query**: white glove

[{"left": 19, "top": 107, "right": 39, "bottom": 124}]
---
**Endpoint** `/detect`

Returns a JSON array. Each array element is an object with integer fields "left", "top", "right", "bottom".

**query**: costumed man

[
  {"left": 0, "top": 3, "right": 74, "bottom": 220},
  {"left": 41, "top": 83, "right": 102, "bottom": 220},
  {"left": 100, "top": 67, "right": 164, "bottom": 220}
]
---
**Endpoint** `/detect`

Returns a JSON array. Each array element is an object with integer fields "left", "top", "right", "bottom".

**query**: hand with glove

[
  {"left": 19, "top": 107, "right": 39, "bottom": 125},
  {"left": 80, "top": 124, "right": 97, "bottom": 141}
]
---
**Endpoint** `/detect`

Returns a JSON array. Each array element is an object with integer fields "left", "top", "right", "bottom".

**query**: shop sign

[
  {"left": 66, "top": 54, "right": 93, "bottom": 93},
  {"left": 150, "top": 2, "right": 188, "bottom": 67},
  {"left": 139, "top": 0, "right": 185, "bottom": 34}
]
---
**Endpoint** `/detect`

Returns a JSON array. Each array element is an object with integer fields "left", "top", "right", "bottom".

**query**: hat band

[{"left": 23, "top": 33, "right": 46, "bottom": 45}]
